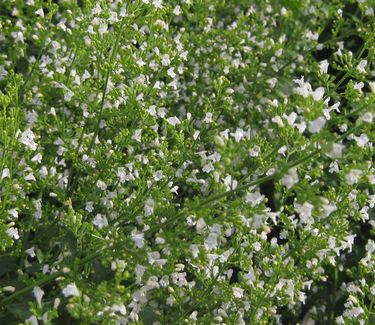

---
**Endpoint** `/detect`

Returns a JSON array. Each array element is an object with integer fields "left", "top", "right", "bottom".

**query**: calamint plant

[{"left": 0, "top": 0, "right": 374, "bottom": 324}]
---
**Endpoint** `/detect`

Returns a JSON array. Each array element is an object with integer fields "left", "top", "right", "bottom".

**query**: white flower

[
  {"left": 161, "top": 54, "right": 171, "bottom": 66},
  {"left": 99, "top": 23, "right": 108, "bottom": 35},
  {"left": 3, "top": 286, "right": 15, "bottom": 292},
  {"left": 305, "top": 30, "right": 319, "bottom": 41},
  {"left": 281, "top": 167, "right": 299, "bottom": 189},
  {"left": 153, "top": 0, "right": 163, "bottom": 9},
  {"left": 189, "top": 311, "right": 198, "bottom": 320},
  {"left": 64, "top": 89, "right": 74, "bottom": 102},
  {"left": 245, "top": 192, "right": 265, "bottom": 207},
  {"left": 232, "top": 287, "right": 244, "bottom": 298},
  {"left": 31, "top": 153, "right": 42, "bottom": 163},
  {"left": 93, "top": 214, "right": 108, "bottom": 229},
  {"left": 111, "top": 304, "right": 127, "bottom": 315},
  {"left": 26, "top": 316, "right": 38, "bottom": 325},
  {"left": 278, "top": 145, "right": 287, "bottom": 156},
  {"left": 345, "top": 169, "right": 362, "bottom": 185},
  {"left": 360, "top": 112, "right": 373, "bottom": 123},
  {"left": 33, "top": 286, "right": 44, "bottom": 306},
  {"left": 204, "top": 233, "right": 218, "bottom": 250},
  {"left": 26, "top": 246, "right": 36, "bottom": 258},
  {"left": 35, "top": 8, "right": 44, "bottom": 17},
  {"left": 85, "top": 201, "right": 94, "bottom": 212},
  {"left": 62, "top": 283, "right": 80, "bottom": 297},
  {"left": 266, "top": 78, "right": 277, "bottom": 89},
  {"left": 295, "top": 202, "right": 314, "bottom": 225},
  {"left": 132, "top": 129, "right": 142, "bottom": 142},
  {"left": 7, "top": 227, "right": 19, "bottom": 240},
  {"left": 144, "top": 198, "right": 154, "bottom": 216},
  {"left": 327, "top": 143, "right": 344, "bottom": 159},
  {"left": 253, "top": 242, "right": 261, "bottom": 251},
  {"left": 230, "top": 128, "right": 245, "bottom": 142},
  {"left": 167, "top": 67, "right": 176, "bottom": 78},
  {"left": 135, "top": 264, "right": 146, "bottom": 283},
  {"left": 285, "top": 112, "right": 297, "bottom": 126},
  {"left": 167, "top": 116, "right": 181, "bottom": 126},
  {"left": 25, "top": 173, "right": 36, "bottom": 181},
  {"left": 272, "top": 116, "right": 284, "bottom": 127},
  {"left": 19, "top": 129, "right": 37, "bottom": 151},
  {"left": 353, "top": 81, "right": 364, "bottom": 92},
  {"left": 294, "top": 76, "right": 311, "bottom": 98},
  {"left": 319, "top": 60, "right": 329, "bottom": 74},
  {"left": 311, "top": 87, "right": 325, "bottom": 101},
  {"left": 356, "top": 59, "right": 367, "bottom": 73},
  {"left": 8, "top": 208, "right": 18, "bottom": 219},
  {"left": 132, "top": 233, "right": 145, "bottom": 248},
  {"left": 96, "top": 180, "right": 107, "bottom": 191},
  {"left": 354, "top": 133, "right": 369, "bottom": 147},
  {"left": 308, "top": 116, "right": 326, "bottom": 133},
  {"left": 173, "top": 5, "right": 181, "bottom": 15},
  {"left": 153, "top": 170, "right": 164, "bottom": 181},
  {"left": 1, "top": 168, "right": 10, "bottom": 179},
  {"left": 204, "top": 112, "right": 213, "bottom": 123}
]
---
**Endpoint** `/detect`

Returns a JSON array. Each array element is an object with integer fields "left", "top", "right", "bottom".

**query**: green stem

[
  {"left": 66, "top": 17, "right": 126, "bottom": 198},
  {"left": 0, "top": 246, "right": 106, "bottom": 307}
]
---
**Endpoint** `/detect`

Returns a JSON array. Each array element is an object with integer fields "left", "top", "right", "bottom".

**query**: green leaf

[{"left": 6, "top": 303, "right": 31, "bottom": 321}]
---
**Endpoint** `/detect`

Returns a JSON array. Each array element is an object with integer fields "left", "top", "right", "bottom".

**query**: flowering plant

[{"left": 0, "top": 0, "right": 374, "bottom": 324}]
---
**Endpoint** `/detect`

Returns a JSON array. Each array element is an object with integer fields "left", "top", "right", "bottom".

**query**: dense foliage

[{"left": 0, "top": 0, "right": 374, "bottom": 324}]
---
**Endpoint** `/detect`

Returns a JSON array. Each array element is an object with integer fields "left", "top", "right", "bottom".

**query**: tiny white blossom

[
  {"left": 319, "top": 60, "right": 329, "bottom": 74},
  {"left": 246, "top": 192, "right": 265, "bottom": 207},
  {"left": 295, "top": 202, "right": 314, "bottom": 225},
  {"left": 266, "top": 78, "right": 277, "bottom": 89},
  {"left": 19, "top": 129, "right": 37, "bottom": 151},
  {"left": 167, "top": 116, "right": 181, "bottom": 126},
  {"left": 31, "top": 153, "right": 43, "bottom": 163},
  {"left": 281, "top": 167, "right": 299, "bottom": 189},
  {"left": 161, "top": 54, "right": 171, "bottom": 66},
  {"left": 356, "top": 59, "right": 367, "bottom": 73},
  {"left": 253, "top": 242, "right": 262, "bottom": 251},
  {"left": 132, "top": 233, "right": 145, "bottom": 248},
  {"left": 232, "top": 287, "right": 244, "bottom": 298},
  {"left": 35, "top": 8, "right": 44, "bottom": 17},
  {"left": 112, "top": 304, "right": 127, "bottom": 315},
  {"left": 93, "top": 214, "right": 108, "bottom": 229},
  {"left": 360, "top": 112, "right": 373, "bottom": 123},
  {"left": 144, "top": 198, "right": 154, "bottom": 216},
  {"left": 8, "top": 208, "right": 18, "bottom": 219},
  {"left": 345, "top": 169, "right": 362, "bottom": 185},
  {"left": 132, "top": 129, "right": 142, "bottom": 142},
  {"left": 167, "top": 67, "right": 176, "bottom": 78},
  {"left": 204, "top": 233, "right": 218, "bottom": 250},
  {"left": 85, "top": 201, "right": 94, "bottom": 212},
  {"left": 62, "top": 283, "right": 80, "bottom": 297},
  {"left": 153, "top": 0, "right": 163, "bottom": 9},
  {"left": 354, "top": 133, "right": 369, "bottom": 147},
  {"left": 1, "top": 168, "right": 10, "bottom": 179},
  {"left": 311, "top": 87, "right": 325, "bottom": 101},
  {"left": 7, "top": 227, "right": 19, "bottom": 240},
  {"left": 26, "top": 316, "right": 38, "bottom": 325},
  {"left": 153, "top": 170, "right": 164, "bottom": 181},
  {"left": 33, "top": 286, "right": 44, "bottom": 306},
  {"left": 308, "top": 116, "right": 326, "bottom": 133},
  {"left": 96, "top": 180, "right": 107, "bottom": 191}
]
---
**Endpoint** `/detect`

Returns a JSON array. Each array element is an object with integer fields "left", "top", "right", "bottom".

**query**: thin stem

[{"left": 66, "top": 17, "right": 126, "bottom": 198}]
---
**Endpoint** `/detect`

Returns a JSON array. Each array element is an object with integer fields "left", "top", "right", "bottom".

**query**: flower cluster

[{"left": 0, "top": 0, "right": 374, "bottom": 324}]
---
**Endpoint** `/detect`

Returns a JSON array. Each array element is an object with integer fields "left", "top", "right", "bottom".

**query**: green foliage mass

[{"left": 0, "top": 0, "right": 374, "bottom": 324}]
